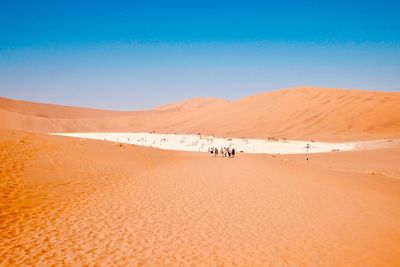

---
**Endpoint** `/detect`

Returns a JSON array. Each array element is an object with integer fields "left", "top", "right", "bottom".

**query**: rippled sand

[{"left": 1, "top": 130, "right": 400, "bottom": 266}]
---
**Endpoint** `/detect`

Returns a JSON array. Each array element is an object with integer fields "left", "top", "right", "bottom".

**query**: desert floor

[{"left": 1, "top": 129, "right": 400, "bottom": 266}]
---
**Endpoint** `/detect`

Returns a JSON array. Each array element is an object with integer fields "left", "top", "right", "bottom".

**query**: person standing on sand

[
  {"left": 305, "top": 144, "right": 310, "bottom": 161},
  {"left": 215, "top": 147, "right": 219, "bottom": 157},
  {"left": 232, "top": 148, "right": 236, "bottom": 158}
]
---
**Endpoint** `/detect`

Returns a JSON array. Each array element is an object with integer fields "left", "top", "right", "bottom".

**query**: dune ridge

[
  {"left": 1, "top": 87, "right": 399, "bottom": 140},
  {"left": 155, "top": 97, "right": 229, "bottom": 112}
]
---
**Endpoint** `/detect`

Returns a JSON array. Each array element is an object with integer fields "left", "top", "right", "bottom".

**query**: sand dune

[
  {"left": 155, "top": 97, "right": 229, "bottom": 112},
  {"left": 1, "top": 130, "right": 399, "bottom": 265},
  {"left": 207, "top": 87, "right": 400, "bottom": 140},
  {"left": 0, "top": 96, "right": 138, "bottom": 119},
  {"left": 2, "top": 87, "right": 399, "bottom": 265},
  {"left": 1, "top": 87, "right": 399, "bottom": 140}
]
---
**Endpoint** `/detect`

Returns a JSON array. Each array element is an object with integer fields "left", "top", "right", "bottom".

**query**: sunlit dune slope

[
  {"left": 1, "top": 129, "right": 400, "bottom": 265},
  {"left": 155, "top": 97, "right": 229, "bottom": 112},
  {"left": 184, "top": 87, "right": 400, "bottom": 140},
  {"left": 1, "top": 87, "right": 399, "bottom": 140},
  {"left": 0, "top": 97, "right": 139, "bottom": 119}
]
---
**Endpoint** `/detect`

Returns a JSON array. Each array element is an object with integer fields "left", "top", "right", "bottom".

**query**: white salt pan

[{"left": 50, "top": 132, "right": 374, "bottom": 154}]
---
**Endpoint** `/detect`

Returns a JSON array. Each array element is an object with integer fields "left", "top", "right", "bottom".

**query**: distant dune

[
  {"left": 0, "top": 97, "right": 137, "bottom": 119},
  {"left": 1, "top": 87, "right": 399, "bottom": 141},
  {"left": 155, "top": 97, "right": 229, "bottom": 112}
]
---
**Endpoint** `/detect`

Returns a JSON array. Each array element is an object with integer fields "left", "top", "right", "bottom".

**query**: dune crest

[{"left": 155, "top": 97, "right": 229, "bottom": 112}]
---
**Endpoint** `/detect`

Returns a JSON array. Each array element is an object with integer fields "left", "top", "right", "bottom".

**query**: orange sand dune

[
  {"left": 203, "top": 87, "right": 400, "bottom": 140},
  {"left": 1, "top": 87, "right": 400, "bottom": 140},
  {"left": 0, "top": 96, "right": 138, "bottom": 118},
  {"left": 1, "top": 129, "right": 399, "bottom": 265},
  {"left": 155, "top": 97, "right": 229, "bottom": 112}
]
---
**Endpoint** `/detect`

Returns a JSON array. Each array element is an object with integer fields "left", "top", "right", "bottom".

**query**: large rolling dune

[
  {"left": 1, "top": 87, "right": 400, "bottom": 140},
  {"left": 1, "top": 87, "right": 400, "bottom": 265},
  {"left": 1, "top": 130, "right": 399, "bottom": 265}
]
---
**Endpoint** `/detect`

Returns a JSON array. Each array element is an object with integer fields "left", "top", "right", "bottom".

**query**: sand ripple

[{"left": 1, "top": 131, "right": 400, "bottom": 266}]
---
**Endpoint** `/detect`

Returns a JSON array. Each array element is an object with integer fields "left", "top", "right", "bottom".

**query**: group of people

[{"left": 208, "top": 147, "right": 236, "bottom": 158}]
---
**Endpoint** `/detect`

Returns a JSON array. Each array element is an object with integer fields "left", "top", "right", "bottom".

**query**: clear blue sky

[{"left": 1, "top": 0, "right": 399, "bottom": 110}]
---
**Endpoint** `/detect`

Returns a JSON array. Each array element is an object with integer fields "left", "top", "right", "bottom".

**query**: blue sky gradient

[{"left": 1, "top": 0, "right": 399, "bottom": 109}]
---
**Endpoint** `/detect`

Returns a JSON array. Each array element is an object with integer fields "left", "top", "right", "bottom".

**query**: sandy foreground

[{"left": 1, "top": 129, "right": 400, "bottom": 266}]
